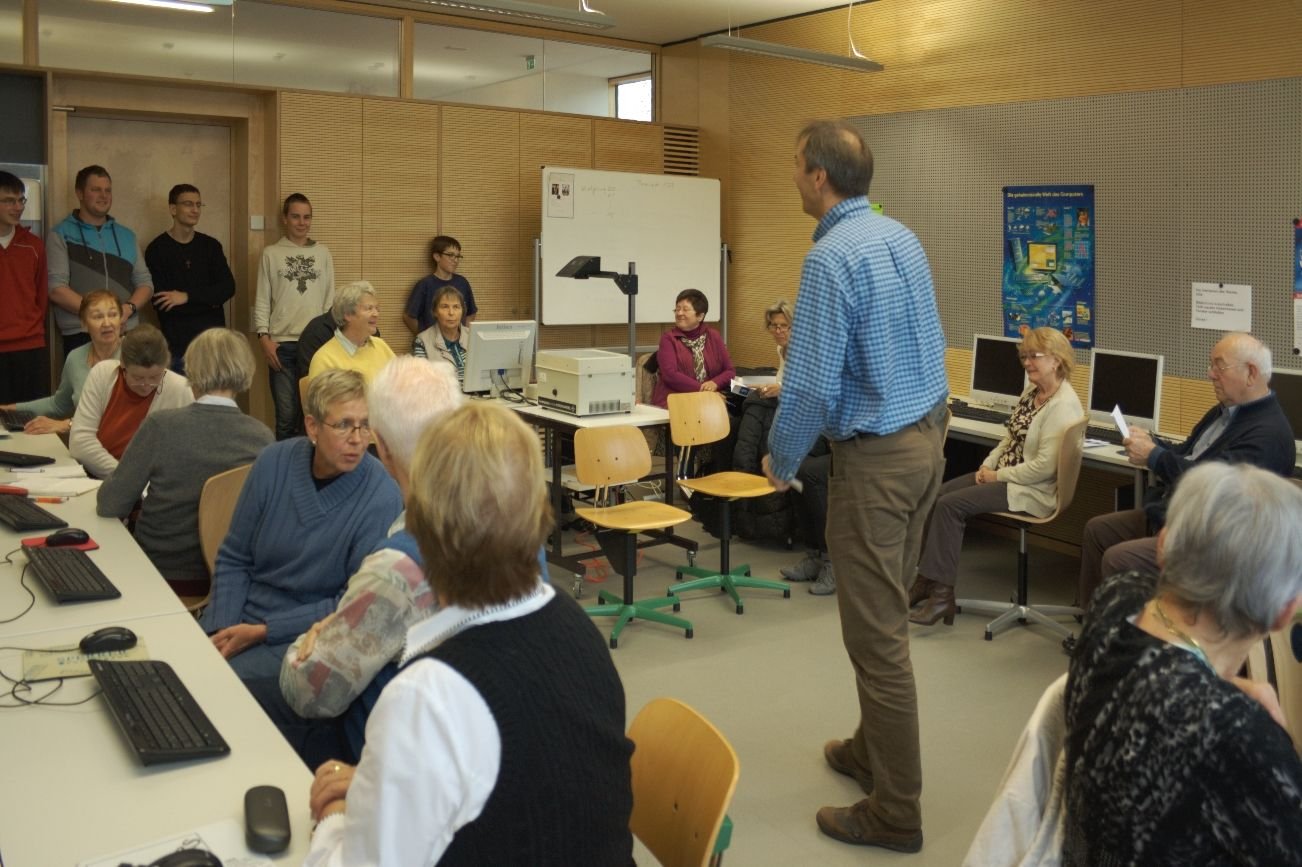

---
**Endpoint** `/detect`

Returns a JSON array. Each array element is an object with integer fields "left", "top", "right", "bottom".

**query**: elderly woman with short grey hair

[
  {"left": 306, "top": 280, "right": 395, "bottom": 384},
  {"left": 1063, "top": 462, "right": 1302, "bottom": 866},
  {"left": 97, "top": 328, "right": 274, "bottom": 594}
]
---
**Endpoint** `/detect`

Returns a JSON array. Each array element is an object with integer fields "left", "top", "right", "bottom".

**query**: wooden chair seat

[
  {"left": 677, "top": 471, "right": 774, "bottom": 501},
  {"left": 576, "top": 500, "right": 693, "bottom": 533}
]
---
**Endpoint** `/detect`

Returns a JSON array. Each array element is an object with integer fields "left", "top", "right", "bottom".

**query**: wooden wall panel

[
  {"left": 440, "top": 105, "right": 521, "bottom": 320},
  {"left": 279, "top": 92, "right": 363, "bottom": 285},
  {"left": 360, "top": 98, "right": 439, "bottom": 350},
  {"left": 593, "top": 119, "right": 662, "bottom": 173}
]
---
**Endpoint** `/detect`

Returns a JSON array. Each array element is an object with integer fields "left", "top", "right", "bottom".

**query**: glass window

[
  {"left": 0, "top": 0, "right": 22, "bottom": 65},
  {"left": 414, "top": 22, "right": 651, "bottom": 120},
  {"left": 232, "top": 1, "right": 399, "bottom": 96},
  {"left": 39, "top": 0, "right": 235, "bottom": 82},
  {"left": 614, "top": 75, "right": 652, "bottom": 122}
]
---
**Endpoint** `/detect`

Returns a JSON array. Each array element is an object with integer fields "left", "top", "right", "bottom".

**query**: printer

[{"left": 535, "top": 349, "right": 634, "bottom": 416}]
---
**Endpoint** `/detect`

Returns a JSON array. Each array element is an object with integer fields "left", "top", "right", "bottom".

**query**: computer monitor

[
  {"left": 969, "top": 334, "right": 1027, "bottom": 410},
  {"left": 1087, "top": 348, "right": 1164, "bottom": 433},
  {"left": 1027, "top": 242, "right": 1058, "bottom": 272},
  {"left": 1269, "top": 367, "right": 1302, "bottom": 455},
  {"left": 462, "top": 320, "right": 537, "bottom": 395}
]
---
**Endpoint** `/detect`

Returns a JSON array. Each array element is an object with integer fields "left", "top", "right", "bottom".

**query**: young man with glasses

[
  {"left": 401, "top": 235, "right": 478, "bottom": 339},
  {"left": 0, "top": 171, "right": 47, "bottom": 402},
  {"left": 145, "top": 184, "right": 237, "bottom": 375}
]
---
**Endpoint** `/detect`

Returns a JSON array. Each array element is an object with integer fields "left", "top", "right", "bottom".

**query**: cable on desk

[
  {"left": 0, "top": 564, "right": 37, "bottom": 626},
  {"left": 0, "top": 659, "right": 102, "bottom": 708}
]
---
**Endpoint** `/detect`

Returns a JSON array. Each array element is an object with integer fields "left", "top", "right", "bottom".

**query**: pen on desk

[{"left": 31, "top": 496, "right": 67, "bottom": 504}]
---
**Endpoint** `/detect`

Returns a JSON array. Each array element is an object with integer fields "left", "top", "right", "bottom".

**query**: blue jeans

[{"left": 269, "top": 341, "right": 301, "bottom": 441}]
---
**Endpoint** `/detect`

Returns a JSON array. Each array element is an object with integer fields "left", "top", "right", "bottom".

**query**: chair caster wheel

[
  {"left": 685, "top": 628, "right": 694, "bottom": 639},
  {"left": 783, "top": 589, "right": 791, "bottom": 598},
  {"left": 719, "top": 586, "right": 727, "bottom": 593},
  {"left": 610, "top": 637, "right": 618, "bottom": 649},
  {"left": 983, "top": 631, "right": 993, "bottom": 641},
  {"left": 673, "top": 602, "right": 681, "bottom": 613},
  {"left": 744, "top": 568, "right": 751, "bottom": 577},
  {"left": 735, "top": 605, "right": 744, "bottom": 615},
  {"left": 675, "top": 571, "right": 684, "bottom": 581},
  {"left": 686, "top": 552, "right": 696, "bottom": 567}
]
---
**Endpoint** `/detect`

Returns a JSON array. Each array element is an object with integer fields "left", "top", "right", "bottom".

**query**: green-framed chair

[
  {"left": 574, "top": 425, "right": 696, "bottom": 648},
  {"left": 666, "top": 391, "right": 790, "bottom": 614}
]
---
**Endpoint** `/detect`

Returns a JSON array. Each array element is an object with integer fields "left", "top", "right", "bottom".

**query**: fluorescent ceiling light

[
  {"left": 105, "top": 0, "right": 224, "bottom": 9},
  {"left": 386, "top": 0, "right": 614, "bottom": 30},
  {"left": 700, "top": 34, "right": 883, "bottom": 73}
]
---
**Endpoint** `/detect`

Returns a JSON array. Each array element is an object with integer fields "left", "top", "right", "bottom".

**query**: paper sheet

[
  {"left": 22, "top": 641, "right": 151, "bottom": 681},
  {"left": 78, "top": 818, "right": 273, "bottom": 867},
  {"left": 12, "top": 464, "right": 92, "bottom": 478},
  {"left": 1110, "top": 405, "right": 1131, "bottom": 439}
]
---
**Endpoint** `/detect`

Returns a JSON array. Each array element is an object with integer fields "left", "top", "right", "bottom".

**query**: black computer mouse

[
  {"left": 45, "top": 527, "right": 89, "bottom": 547},
  {"left": 147, "top": 849, "right": 223, "bottom": 867},
  {"left": 79, "top": 625, "right": 138, "bottom": 655}
]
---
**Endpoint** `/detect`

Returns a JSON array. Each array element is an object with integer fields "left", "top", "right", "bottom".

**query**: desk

[
  {"left": 0, "top": 433, "right": 188, "bottom": 639},
  {"left": 504, "top": 399, "right": 695, "bottom": 579},
  {"left": 0, "top": 613, "right": 312, "bottom": 865}
]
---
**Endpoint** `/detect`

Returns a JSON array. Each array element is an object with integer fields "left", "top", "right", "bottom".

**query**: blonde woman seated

[
  {"left": 69, "top": 324, "right": 193, "bottom": 479},
  {"left": 306, "top": 281, "right": 395, "bottom": 385},
  {"left": 304, "top": 403, "right": 632, "bottom": 865},
  {"left": 411, "top": 284, "right": 469, "bottom": 386},
  {"left": 909, "top": 327, "right": 1082, "bottom": 625},
  {"left": 1063, "top": 463, "right": 1302, "bottom": 865},
  {"left": 3, "top": 290, "right": 122, "bottom": 435},
  {"left": 96, "top": 329, "right": 273, "bottom": 594}
]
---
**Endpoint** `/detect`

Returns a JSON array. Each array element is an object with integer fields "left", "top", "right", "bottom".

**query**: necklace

[{"left": 1150, "top": 596, "right": 1214, "bottom": 670}]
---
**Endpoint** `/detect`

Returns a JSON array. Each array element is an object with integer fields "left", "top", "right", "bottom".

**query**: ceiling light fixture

[
  {"left": 699, "top": 34, "right": 883, "bottom": 73},
  {"left": 384, "top": 0, "right": 613, "bottom": 30},
  {"left": 107, "top": 0, "right": 217, "bottom": 11}
]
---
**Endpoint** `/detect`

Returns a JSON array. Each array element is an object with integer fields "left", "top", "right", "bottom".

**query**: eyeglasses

[
  {"left": 767, "top": 322, "right": 791, "bottom": 332},
  {"left": 1207, "top": 361, "right": 1246, "bottom": 376},
  {"left": 325, "top": 419, "right": 371, "bottom": 438},
  {"left": 1018, "top": 352, "right": 1049, "bottom": 362},
  {"left": 0, "top": 196, "right": 26, "bottom": 207},
  {"left": 440, "top": 252, "right": 464, "bottom": 261}
]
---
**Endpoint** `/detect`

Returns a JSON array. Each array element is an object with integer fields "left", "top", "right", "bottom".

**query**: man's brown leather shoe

[
  {"left": 823, "top": 739, "right": 874, "bottom": 795},
  {"left": 815, "top": 800, "right": 923, "bottom": 853}
]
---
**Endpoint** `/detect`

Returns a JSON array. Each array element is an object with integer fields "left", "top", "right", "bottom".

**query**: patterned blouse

[
  {"left": 994, "top": 388, "right": 1045, "bottom": 469},
  {"left": 1063, "top": 571, "right": 1302, "bottom": 866}
]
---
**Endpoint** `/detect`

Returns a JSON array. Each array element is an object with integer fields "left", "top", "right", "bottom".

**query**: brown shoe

[
  {"left": 816, "top": 800, "right": 923, "bottom": 852},
  {"left": 907, "top": 576, "right": 934, "bottom": 609},
  {"left": 823, "top": 739, "right": 874, "bottom": 795},
  {"left": 909, "top": 581, "right": 956, "bottom": 626}
]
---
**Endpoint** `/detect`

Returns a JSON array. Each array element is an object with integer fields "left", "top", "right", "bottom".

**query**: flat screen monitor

[
  {"left": 1269, "top": 367, "right": 1302, "bottom": 454},
  {"left": 1087, "top": 348, "right": 1164, "bottom": 433},
  {"left": 462, "top": 320, "right": 537, "bottom": 395},
  {"left": 969, "top": 334, "right": 1027, "bottom": 410}
]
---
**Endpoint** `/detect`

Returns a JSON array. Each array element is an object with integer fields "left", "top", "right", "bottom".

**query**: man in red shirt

[{"left": 0, "top": 171, "right": 47, "bottom": 403}]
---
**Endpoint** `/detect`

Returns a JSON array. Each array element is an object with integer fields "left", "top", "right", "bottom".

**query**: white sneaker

[
  {"left": 780, "top": 551, "right": 821, "bottom": 582},
  {"left": 809, "top": 560, "right": 836, "bottom": 596}
]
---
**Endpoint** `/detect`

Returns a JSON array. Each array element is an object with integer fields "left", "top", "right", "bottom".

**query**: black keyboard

[
  {"left": 0, "top": 494, "right": 67, "bottom": 532},
  {"left": 0, "top": 449, "right": 54, "bottom": 468},
  {"left": 0, "top": 408, "right": 33, "bottom": 432},
  {"left": 23, "top": 545, "right": 119, "bottom": 602},
  {"left": 89, "top": 659, "right": 230, "bottom": 766},
  {"left": 949, "top": 403, "right": 1011, "bottom": 425},
  {"left": 1085, "top": 425, "right": 1125, "bottom": 445}
]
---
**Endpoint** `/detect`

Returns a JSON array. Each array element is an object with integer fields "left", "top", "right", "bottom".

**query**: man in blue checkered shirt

[{"left": 763, "top": 120, "right": 948, "bottom": 855}]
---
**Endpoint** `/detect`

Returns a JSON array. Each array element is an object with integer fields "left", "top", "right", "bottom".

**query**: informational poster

[
  {"left": 546, "top": 170, "right": 574, "bottom": 219},
  {"left": 1294, "top": 225, "right": 1302, "bottom": 353},
  {"left": 1191, "top": 281, "right": 1252, "bottom": 331},
  {"left": 1002, "top": 185, "right": 1095, "bottom": 348}
]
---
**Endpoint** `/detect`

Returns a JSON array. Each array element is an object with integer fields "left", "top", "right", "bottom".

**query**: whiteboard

[{"left": 541, "top": 167, "right": 721, "bottom": 326}]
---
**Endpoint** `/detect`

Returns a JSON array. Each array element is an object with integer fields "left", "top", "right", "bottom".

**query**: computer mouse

[
  {"left": 45, "top": 527, "right": 89, "bottom": 547},
  {"left": 146, "top": 849, "right": 222, "bottom": 867},
  {"left": 79, "top": 625, "right": 138, "bottom": 655}
]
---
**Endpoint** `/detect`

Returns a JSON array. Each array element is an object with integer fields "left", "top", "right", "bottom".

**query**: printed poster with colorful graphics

[
  {"left": 1294, "top": 225, "right": 1302, "bottom": 354},
  {"left": 1002, "top": 185, "right": 1095, "bottom": 348}
]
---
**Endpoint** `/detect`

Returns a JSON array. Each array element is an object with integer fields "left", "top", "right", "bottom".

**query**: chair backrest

[
  {"left": 667, "top": 391, "right": 730, "bottom": 448},
  {"left": 635, "top": 352, "right": 659, "bottom": 406},
  {"left": 1047, "top": 416, "right": 1089, "bottom": 519},
  {"left": 1269, "top": 620, "right": 1302, "bottom": 756},
  {"left": 298, "top": 376, "right": 310, "bottom": 411},
  {"left": 574, "top": 426, "right": 652, "bottom": 500},
  {"left": 198, "top": 463, "right": 253, "bottom": 576},
  {"left": 628, "top": 697, "right": 740, "bottom": 867}
]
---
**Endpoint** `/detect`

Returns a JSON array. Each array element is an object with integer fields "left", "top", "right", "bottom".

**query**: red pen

[{"left": 32, "top": 496, "right": 67, "bottom": 504}]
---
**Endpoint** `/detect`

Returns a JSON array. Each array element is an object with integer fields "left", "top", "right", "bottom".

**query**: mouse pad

[
  {"left": 19, "top": 536, "right": 100, "bottom": 552},
  {"left": 22, "top": 640, "right": 150, "bottom": 681}
]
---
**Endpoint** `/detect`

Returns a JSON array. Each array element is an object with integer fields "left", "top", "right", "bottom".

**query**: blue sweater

[{"left": 200, "top": 438, "right": 403, "bottom": 645}]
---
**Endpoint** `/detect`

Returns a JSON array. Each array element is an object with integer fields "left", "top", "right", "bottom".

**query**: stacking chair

[
  {"left": 189, "top": 463, "right": 253, "bottom": 614},
  {"left": 957, "top": 416, "right": 1089, "bottom": 641},
  {"left": 298, "top": 375, "right": 310, "bottom": 410},
  {"left": 573, "top": 426, "right": 696, "bottom": 648},
  {"left": 628, "top": 697, "right": 740, "bottom": 867},
  {"left": 666, "top": 391, "right": 790, "bottom": 614}
]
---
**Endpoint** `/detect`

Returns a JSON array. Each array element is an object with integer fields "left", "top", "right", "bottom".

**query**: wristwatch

[{"left": 123, "top": 301, "right": 137, "bottom": 316}]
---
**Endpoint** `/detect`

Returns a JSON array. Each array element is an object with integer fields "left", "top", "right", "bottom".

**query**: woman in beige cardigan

[{"left": 909, "top": 327, "right": 1083, "bottom": 626}]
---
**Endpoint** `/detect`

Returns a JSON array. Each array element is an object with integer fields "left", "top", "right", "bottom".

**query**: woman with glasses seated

[
  {"left": 908, "top": 326, "right": 1082, "bottom": 625},
  {"left": 401, "top": 235, "right": 477, "bottom": 341},
  {"left": 200, "top": 369, "right": 403, "bottom": 683},
  {"left": 650, "top": 288, "right": 736, "bottom": 408},
  {"left": 68, "top": 323, "right": 194, "bottom": 479},
  {"left": 411, "top": 284, "right": 469, "bottom": 387},
  {"left": 1063, "top": 462, "right": 1302, "bottom": 865},
  {"left": 96, "top": 329, "right": 273, "bottom": 596}
]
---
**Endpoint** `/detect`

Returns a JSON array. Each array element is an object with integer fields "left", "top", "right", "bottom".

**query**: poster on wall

[
  {"left": 1294, "top": 224, "right": 1302, "bottom": 354},
  {"left": 1002, "top": 185, "right": 1094, "bottom": 348}
]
